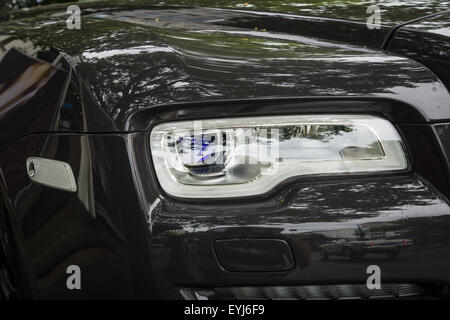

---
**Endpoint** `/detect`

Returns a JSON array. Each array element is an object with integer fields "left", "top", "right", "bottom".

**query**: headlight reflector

[{"left": 150, "top": 115, "right": 407, "bottom": 198}]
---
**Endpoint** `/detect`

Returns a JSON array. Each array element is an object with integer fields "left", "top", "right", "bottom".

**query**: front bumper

[
  {"left": 148, "top": 173, "right": 450, "bottom": 299},
  {"left": 1, "top": 125, "right": 449, "bottom": 299}
]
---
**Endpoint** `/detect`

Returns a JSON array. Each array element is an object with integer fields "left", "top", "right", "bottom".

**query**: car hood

[
  {"left": 7, "top": 0, "right": 450, "bottom": 26},
  {"left": 0, "top": 6, "right": 450, "bottom": 131}
]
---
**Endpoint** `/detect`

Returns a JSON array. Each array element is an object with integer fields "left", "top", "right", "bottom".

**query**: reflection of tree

[
  {"left": 0, "top": 7, "right": 438, "bottom": 128},
  {"left": 154, "top": 175, "right": 448, "bottom": 236},
  {"left": 77, "top": 49, "right": 203, "bottom": 124},
  {"left": 388, "top": 27, "right": 450, "bottom": 91},
  {"left": 279, "top": 125, "right": 352, "bottom": 142},
  {"left": 7, "top": 0, "right": 450, "bottom": 26}
]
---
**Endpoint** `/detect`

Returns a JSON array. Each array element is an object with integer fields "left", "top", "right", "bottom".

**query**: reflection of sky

[
  {"left": 376, "top": 82, "right": 450, "bottom": 120},
  {"left": 82, "top": 45, "right": 175, "bottom": 60},
  {"left": 403, "top": 12, "right": 450, "bottom": 36},
  {"left": 193, "top": 30, "right": 374, "bottom": 52},
  {"left": 277, "top": 126, "right": 381, "bottom": 161},
  {"left": 300, "top": 56, "right": 405, "bottom": 63},
  {"left": 429, "top": 28, "right": 450, "bottom": 37}
]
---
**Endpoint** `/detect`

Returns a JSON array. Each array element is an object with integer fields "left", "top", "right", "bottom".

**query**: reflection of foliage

[
  {"left": 155, "top": 176, "right": 449, "bottom": 236},
  {"left": 0, "top": 9, "right": 432, "bottom": 125},
  {"left": 278, "top": 125, "right": 352, "bottom": 142},
  {"left": 1, "top": 0, "right": 74, "bottom": 20},
  {"left": 158, "top": 29, "right": 337, "bottom": 59},
  {"left": 403, "top": 216, "right": 450, "bottom": 246},
  {"left": 0, "top": 18, "right": 146, "bottom": 55},
  {"left": 6, "top": 0, "right": 450, "bottom": 25}
]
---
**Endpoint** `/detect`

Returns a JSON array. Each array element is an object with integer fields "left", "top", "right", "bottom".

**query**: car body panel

[
  {"left": 0, "top": 2, "right": 450, "bottom": 299},
  {"left": 147, "top": 171, "right": 450, "bottom": 298},
  {"left": 0, "top": 48, "right": 69, "bottom": 148},
  {"left": 0, "top": 132, "right": 160, "bottom": 299},
  {"left": 319, "top": 238, "right": 413, "bottom": 260},
  {"left": 0, "top": 129, "right": 449, "bottom": 299},
  {"left": 1, "top": 9, "right": 450, "bottom": 135},
  {"left": 387, "top": 11, "right": 450, "bottom": 91},
  {"left": 7, "top": 0, "right": 450, "bottom": 26},
  {"left": 436, "top": 123, "right": 450, "bottom": 170}
]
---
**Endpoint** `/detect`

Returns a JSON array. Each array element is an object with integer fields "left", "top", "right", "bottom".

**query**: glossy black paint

[
  {"left": 0, "top": 3, "right": 450, "bottom": 299},
  {"left": 127, "top": 123, "right": 450, "bottom": 298},
  {"left": 0, "top": 49, "right": 69, "bottom": 148},
  {"left": 146, "top": 172, "right": 450, "bottom": 298},
  {"left": 387, "top": 12, "right": 450, "bottom": 91},
  {"left": 127, "top": 98, "right": 428, "bottom": 131},
  {"left": 7, "top": 0, "right": 449, "bottom": 26},
  {"left": 436, "top": 123, "right": 450, "bottom": 170},
  {"left": 130, "top": 102, "right": 450, "bottom": 202},
  {"left": 0, "top": 133, "right": 159, "bottom": 298},
  {"left": 1, "top": 6, "right": 450, "bottom": 133},
  {"left": 397, "top": 123, "right": 450, "bottom": 199}
]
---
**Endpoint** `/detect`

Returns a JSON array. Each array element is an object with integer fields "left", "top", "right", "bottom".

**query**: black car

[{"left": 0, "top": 1, "right": 449, "bottom": 300}]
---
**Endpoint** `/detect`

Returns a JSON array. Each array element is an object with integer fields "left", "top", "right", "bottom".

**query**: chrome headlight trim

[{"left": 149, "top": 114, "right": 408, "bottom": 198}]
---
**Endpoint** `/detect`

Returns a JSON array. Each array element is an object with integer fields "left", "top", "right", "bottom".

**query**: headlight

[{"left": 150, "top": 115, "right": 407, "bottom": 198}]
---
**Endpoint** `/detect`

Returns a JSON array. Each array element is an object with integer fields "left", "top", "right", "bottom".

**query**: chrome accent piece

[
  {"left": 181, "top": 283, "right": 425, "bottom": 300},
  {"left": 26, "top": 157, "right": 77, "bottom": 192}
]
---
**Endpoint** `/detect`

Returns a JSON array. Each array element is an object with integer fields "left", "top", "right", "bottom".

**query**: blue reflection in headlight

[{"left": 178, "top": 133, "right": 220, "bottom": 166}]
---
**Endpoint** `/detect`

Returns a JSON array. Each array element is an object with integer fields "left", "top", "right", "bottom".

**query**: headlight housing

[{"left": 150, "top": 115, "right": 407, "bottom": 198}]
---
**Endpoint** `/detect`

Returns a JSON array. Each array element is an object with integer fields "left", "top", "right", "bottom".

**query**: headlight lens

[{"left": 150, "top": 115, "right": 407, "bottom": 198}]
